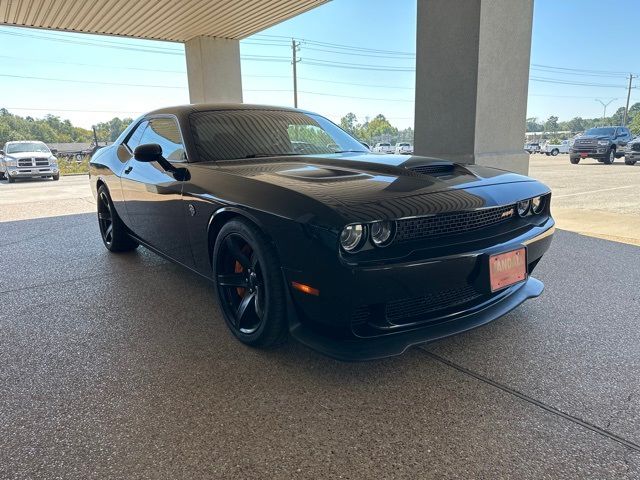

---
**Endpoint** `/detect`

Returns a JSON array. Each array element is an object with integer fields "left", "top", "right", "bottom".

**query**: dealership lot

[{"left": 1, "top": 169, "right": 640, "bottom": 478}]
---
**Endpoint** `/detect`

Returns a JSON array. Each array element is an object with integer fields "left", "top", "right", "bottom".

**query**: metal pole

[
  {"left": 292, "top": 39, "right": 298, "bottom": 108},
  {"left": 623, "top": 74, "right": 634, "bottom": 126}
]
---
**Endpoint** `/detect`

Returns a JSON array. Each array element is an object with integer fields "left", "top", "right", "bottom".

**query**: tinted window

[
  {"left": 125, "top": 121, "right": 148, "bottom": 151},
  {"left": 189, "top": 109, "right": 366, "bottom": 161},
  {"left": 585, "top": 127, "right": 615, "bottom": 136},
  {"left": 139, "top": 118, "right": 185, "bottom": 161}
]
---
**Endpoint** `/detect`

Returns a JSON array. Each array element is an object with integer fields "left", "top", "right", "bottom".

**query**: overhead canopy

[{"left": 0, "top": 0, "right": 328, "bottom": 41}]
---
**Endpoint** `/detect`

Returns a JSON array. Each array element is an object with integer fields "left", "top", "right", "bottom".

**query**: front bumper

[
  {"left": 7, "top": 166, "right": 58, "bottom": 178},
  {"left": 625, "top": 151, "right": 640, "bottom": 161},
  {"left": 286, "top": 218, "right": 555, "bottom": 361},
  {"left": 570, "top": 147, "right": 608, "bottom": 159},
  {"left": 291, "top": 277, "right": 544, "bottom": 361}
]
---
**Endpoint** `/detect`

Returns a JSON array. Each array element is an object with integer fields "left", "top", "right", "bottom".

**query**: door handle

[{"left": 124, "top": 166, "right": 133, "bottom": 174}]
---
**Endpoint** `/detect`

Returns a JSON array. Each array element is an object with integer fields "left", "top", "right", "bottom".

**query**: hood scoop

[{"left": 408, "top": 163, "right": 456, "bottom": 176}]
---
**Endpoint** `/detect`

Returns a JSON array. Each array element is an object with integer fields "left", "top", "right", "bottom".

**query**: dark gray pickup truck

[{"left": 569, "top": 126, "right": 632, "bottom": 165}]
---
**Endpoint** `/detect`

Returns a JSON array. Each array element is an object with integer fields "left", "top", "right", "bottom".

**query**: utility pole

[
  {"left": 291, "top": 38, "right": 300, "bottom": 108},
  {"left": 92, "top": 126, "right": 99, "bottom": 147},
  {"left": 623, "top": 73, "right": 636, "bottom": 126},
  {"left": 595, "top": 98, "right": 615, "bottom": 124}
]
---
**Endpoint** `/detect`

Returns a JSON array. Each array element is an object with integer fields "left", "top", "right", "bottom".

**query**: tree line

[
  {"left": 340, "top": 113, "right": 414, "bottom": 145},
  {"left": 0, "top": 108, "right": 133, "bottom": 146},
  {"left": 527, "top": 103, "right": 640, "bottom": 139}
]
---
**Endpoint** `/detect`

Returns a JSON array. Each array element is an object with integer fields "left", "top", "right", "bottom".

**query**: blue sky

[{"left": 0, "top": 0, "right": 638, "bottom": 130}]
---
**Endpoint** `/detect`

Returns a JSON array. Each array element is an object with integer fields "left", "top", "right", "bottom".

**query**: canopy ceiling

[{"left": 0, "top": 0, "right": 328, "bottom": 41}]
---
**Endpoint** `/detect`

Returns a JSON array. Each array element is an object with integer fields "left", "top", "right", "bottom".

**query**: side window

[
  {"left": 118, "top": 121, "right": 148, "bottom": 162},
  {"left": 139, "top": 118, "right": 185, "bottom": 161},
  {"left": 125, "top": 121, "right": 148, "bottom": 151}
]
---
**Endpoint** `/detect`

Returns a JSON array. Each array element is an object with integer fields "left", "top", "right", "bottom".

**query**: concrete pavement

[
  {"left": 1, "top": 181, "right": 640, "bottom": 478},
  {"left": 528, "top": 154, "right": 640, "bottom": 245}
]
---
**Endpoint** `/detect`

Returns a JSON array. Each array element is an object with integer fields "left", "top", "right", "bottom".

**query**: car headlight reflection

[
  {"left": 531, "top": 196, "right": 545, "bottom": 214},
  {"left": 370, "top": 220, "right": 395, "bottom": 247},
  {"left": 340, "top": 224, "right": 366, "bottom": 252},
  {"left": 517, "top": 199, "right": 531, "bottom": 217}
]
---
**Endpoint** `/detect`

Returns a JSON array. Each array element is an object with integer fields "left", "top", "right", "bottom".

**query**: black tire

[
  {"left": 604, "top": 147, "right": 615, "bottom": 165},
  {"left": 97, "top": 185, "right": 139, "bottom": 252},
  {"left": 213, "top": 218, "right": 288, "bottom": 348},
  {"left": 53, "top": 173, "right": 60, "bottom": 181},
  {"left": 570, "top": 157, "right": 580, "bottom": 164},
  {"left": 625, "top": 158, "right": 637, "bottom": 165},
  {"left": 0, "top": 171, "right": 5, "bottom": 180},
  {"left": 7, "top": 175, "right": 15, "bottom": 183},
  {"left": 551, "top": 149, "right": 559, "bottom": 156}
]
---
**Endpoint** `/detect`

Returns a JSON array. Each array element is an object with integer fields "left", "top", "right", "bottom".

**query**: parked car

[
  {"left": 524, "top": 142, "right": 541, "bottom": 154},
  {"left": 89, "top": 104, "right": 554, "bottom": 361},
  {"left": 624, "top": 136, "right": 640, "bottom": 165},
  {"left": 373, "top": 142, "right": 394, "bottom": 154},
  {"left": 540, "top": 140, "right": 571, "bottom": 156},
  {"left": 569, "top": 126, "right": 633, "bottom": 164},
  {"left": 395, "top": 142, "right": 413, "bottom": 155},
  {"left": 0, "top": 140, "right": 59, "bottom": 182}
]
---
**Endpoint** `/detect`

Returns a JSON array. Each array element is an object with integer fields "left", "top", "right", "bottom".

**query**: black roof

[{"left": 148, "top": 103, "right": 315, "bottom": 117}]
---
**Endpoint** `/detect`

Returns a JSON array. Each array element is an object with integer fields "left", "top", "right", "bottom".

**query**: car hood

[
  {"left": 3, "top": 151, "right": 51, "bottom": 159},
  {"left": 190, "top": 153, "right": 548, "bottom": 224},
  {"left": 574, "top": 135, "right": 611, "bottom": 141}
]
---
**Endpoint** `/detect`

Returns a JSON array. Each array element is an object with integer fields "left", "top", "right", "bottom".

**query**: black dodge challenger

[{"left": 89, "top": 104, "right": 554, "bottom": 361}]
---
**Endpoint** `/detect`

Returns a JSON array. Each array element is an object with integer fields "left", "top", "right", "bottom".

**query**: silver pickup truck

[{"left": 0, "top": 141, "right": 59, "bottom": 183}]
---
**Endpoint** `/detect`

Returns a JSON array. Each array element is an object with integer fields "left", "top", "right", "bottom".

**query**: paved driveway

[{"left": 1, "top": 179, "right": 639, "bottom": 479}]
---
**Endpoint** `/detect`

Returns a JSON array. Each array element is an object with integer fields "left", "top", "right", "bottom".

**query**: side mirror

[
  {"left": 0, "top": 149, "right": 4, "bottom": 155},
  {"left": 134, "top": 143, "right": 163, "bottom": 162},
  {"left": 50, "top": 148, "right": 58, "bottom": 155}
]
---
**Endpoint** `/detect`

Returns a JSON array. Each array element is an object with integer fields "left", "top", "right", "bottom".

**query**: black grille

[
  {"left": 409, "top": 164, "right": 454, "bottom": 176},
  {"left": 35, "top": 158, "right": 49, "bottom": 166},
  {"left": 395, "top": 205, "right": 516, "bottom": 242},
  {"left": 385, "top": 285, "right": 482, "bottom": 322},
  {"left": 351, "top": 305, "right": 372, "bottom": 325}
]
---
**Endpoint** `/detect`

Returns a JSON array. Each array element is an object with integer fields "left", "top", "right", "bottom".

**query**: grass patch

[{"left": 58, "top": 156, "right": 89, "bottom": 175}]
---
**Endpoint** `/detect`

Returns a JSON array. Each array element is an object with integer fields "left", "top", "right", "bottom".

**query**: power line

[
  {"left": 5, "top": 106, "right": 142, "bottom": 114},
  {"left": 0, "top": 54, "right": 186, "bottom": 74},
  {"left": 0, "top": 73, "right": 185, "bottom": 89}
]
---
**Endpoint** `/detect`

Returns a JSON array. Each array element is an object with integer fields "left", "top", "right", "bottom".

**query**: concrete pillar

[
  {"left": 414, "top": 0, "right": 533, "bottom": 174},
  {"left": 184, "top": 36, "right": 243, "bottom": 103}
]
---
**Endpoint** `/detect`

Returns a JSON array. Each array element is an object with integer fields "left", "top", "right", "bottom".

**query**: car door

[{"left": 120, "top": 116, "right": 194, "bottom": 268}]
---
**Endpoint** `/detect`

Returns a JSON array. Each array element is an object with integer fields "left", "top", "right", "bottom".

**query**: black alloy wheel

[
  {"left": 213, "top": 219, "right": 288, "bottom": 347},
  {"left": 97, "top": 185, "right": 139, "bottom": 252},
  {"left": 570, "top": 157, "right": 580, "bottom": 164}
]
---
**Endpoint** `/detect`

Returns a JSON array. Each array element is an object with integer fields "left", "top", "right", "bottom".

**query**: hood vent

[{"left": 408, "top": 164, "right": 455, "bottom": 176}]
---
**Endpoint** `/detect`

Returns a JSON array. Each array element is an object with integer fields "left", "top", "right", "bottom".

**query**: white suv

[{"left": 0, "top": 141, "right": 59, "bottom": 183}]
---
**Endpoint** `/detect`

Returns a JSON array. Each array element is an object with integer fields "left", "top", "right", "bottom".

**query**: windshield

[
  {"left": 6, "top": 142, "right": 50, "bottom": 154},
  {"left": 584, "top": 127, "right": 615, "bottom": 136},
  {"left": 189, "top": 109, "right": 367, "bottom": 161}
]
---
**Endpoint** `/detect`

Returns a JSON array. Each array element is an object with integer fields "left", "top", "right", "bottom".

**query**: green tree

[
  {"left": 526, "top": 117, "right": 544, "bottom": 132},
  {"left": 544, "top": 116, "right": 559, "bottom": 133},
  {"left": 565, "top": 117, "right": 585, "bottom": 133},
  {"left": 630, "top": 113, "right": 640, "bottom": 136},
  {"left": 610, "top": 107, "right": 626, "bottom": 126},
  {"left": 339, "top": 112, "right": 360, "bottom": 137},
  {"left": 360, "top": 114, "right": 398, "bottom": 144}
]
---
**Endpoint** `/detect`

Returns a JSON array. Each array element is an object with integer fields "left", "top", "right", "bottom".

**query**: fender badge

[{"left": 188, "top": 204, "right": 196, "bottom": 216}]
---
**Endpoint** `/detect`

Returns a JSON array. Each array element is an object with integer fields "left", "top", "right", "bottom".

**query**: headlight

[
  {"left": 531, "top": 196, "right": 545, "bottom": 214},
  {"left": 370, "top": 220, "right": 395, "bottom": 247},
  {"left": 340, "top": 224, "right": 366, "bottom": 252},
  {"left": 597, "top": 140, "right": 610, "bottom": 146},
  {"left": 517, "top": 199, "right": 531, "bottom": 217},
  {"left": 5, "top": 157, "right": 17, "bottom": 167}
]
